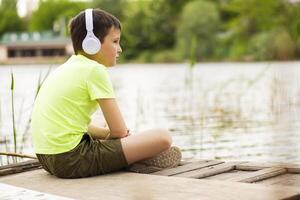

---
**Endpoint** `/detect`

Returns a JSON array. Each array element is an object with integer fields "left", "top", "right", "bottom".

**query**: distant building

[{"left": 0, "top": 31, "right": 73, "bottom": 63}]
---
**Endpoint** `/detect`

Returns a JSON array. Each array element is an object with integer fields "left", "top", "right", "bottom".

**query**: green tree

[
  {"left": 121, "top": 0, "right": 192, "bottom": 61},
  {"left": 120, "top": 1, "right": 150, "bottom": 60},
  {"left": 176, "top": 0, "right": 220, "bottom": 61},
  {"left": 29, "top": 0, "right": 86, "bottom": 34},
  {"left": 222, "top": 0, "right": 287, "bottom": 60},
  {"left": 146, "top": 0, "right": 192, "bottom": 50},
  {"left": 284, "top": 3, "right": 300, "bottom": 57},
  {"left": 224, "top": 0, "right": 283, "bottom": 35},
  {"left": 92, "top": 0, "right": 127, "bottom": 20},
  {"left": 0, "top": 0, "right": 24, "bottom": 36},
  {"left": 269, "top": 28, "right": 296, "bottom": 60},
  {"left": 285, "top": 4, "right": 300, "bottom": 40}
]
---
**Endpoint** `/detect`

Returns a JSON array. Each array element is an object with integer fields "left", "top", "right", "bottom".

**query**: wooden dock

[{"left": 0, "top": 159, "right": 300, "bottom": 199}]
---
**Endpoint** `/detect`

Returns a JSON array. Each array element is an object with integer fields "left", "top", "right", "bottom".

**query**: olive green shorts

[{"left": 36, "top": 133, "right": 128, "bottom": 178}]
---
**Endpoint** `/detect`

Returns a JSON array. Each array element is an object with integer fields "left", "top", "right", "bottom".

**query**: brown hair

[{"left": 69, "top": 8, "right": 121, "bottom": 54}]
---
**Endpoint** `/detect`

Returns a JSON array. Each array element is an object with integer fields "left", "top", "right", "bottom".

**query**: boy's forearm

[
  {"left": 87, "top": 124, "right": 110, "bottom": 140},
  {"left": 110, "top": 129, "right": 130, "bottom": 139},
  {"left": 87, "top": 124, "right": 127, "bottom": 139}
]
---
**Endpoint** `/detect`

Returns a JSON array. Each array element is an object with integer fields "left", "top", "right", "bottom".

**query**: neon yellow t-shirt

[{"left": 31, "top": 54, "right": 115, "bottom": 154}]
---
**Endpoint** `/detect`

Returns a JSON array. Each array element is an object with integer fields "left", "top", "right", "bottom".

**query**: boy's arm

[
  {"left": 97, "top": 98, "right": 129, "bottom": 139},
  {"left": 87, "top": 124, "right": 110, "bottom": 140}
]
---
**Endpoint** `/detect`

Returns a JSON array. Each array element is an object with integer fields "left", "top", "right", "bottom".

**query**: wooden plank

[
  {"left": 173, "top": 162, "right": 245, "bottom": 179},
  {"left": 0, "top": 159, "right": 40, "bottom": 170},
  {"left": 0, "top": 183, "right": 74, "bottom": 200},
  {"left": 1, "top": 169, "right": 300, "bottom": 200},
  {"left": 236, "top": 162, "right": 300, "bottom": 173},
  {"left": 257, "top": 174, "right": 300, "bottom": 187},
  {"left": 178, "top": 159, "right": 199, "bottom": 166},
  {"left": 178, "top": 160, "right": 191, "bottom": 166},
  {"left": 0, "top": 152, "right": 37, "bottom": 159},
  {"left": 178, "top": 159, "right": 211, "bottom": 166},
  {"left": 152, "top": 160, "right": 224, "bottom": 176},
  {"left": 205, "top": 169, "right": 250, "bottom": 181},
  {"left": 0, "top": 160, "right": 41, "bottom": 176},
  {"left": 227, "top": 167, "right": 287, "bottom": 183},
  {"left": 0, "top": 137, "right": 9, "bottom": 144}
]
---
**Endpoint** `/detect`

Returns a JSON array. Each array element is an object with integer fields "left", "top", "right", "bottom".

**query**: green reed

[
  {"left": 180, "top": 59, "right": 273, "bottom": 152},
  {"left": 0, "top": 66, "right": 52, "bottom": 161},
  {"left": 10, "top": 70, "right": 17, "bottom": 153},
  {"left": 206, "top": 64, "right": 272, "bottom": 135},
  {"left": 35, "top": 67, "right": 52, "bottom": 98},
  {"left": 189, "top": 35, "right": 197, "bottom": 69},
  {"left": 185, "top": 35, "right": 197, "bottom": 86},
  {"left": 183, "top": 35, "right": 197, "bottom": 117},
  {"left": 0, "top": 98, "right": 2, "bottom": 137},
  {"left": 19, "top": 67, "right": 51, "bottom": 153},
  {"left": 0, "top": 98, "right": 2, "bottom": 165}
]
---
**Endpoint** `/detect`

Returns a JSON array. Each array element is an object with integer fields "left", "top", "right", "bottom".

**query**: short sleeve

[{"left": 86, "top": 66, "right": 115, "bottom": 100}]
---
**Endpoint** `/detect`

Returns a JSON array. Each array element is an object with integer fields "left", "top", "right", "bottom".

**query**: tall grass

[
  {"left": 182, "top": 46, "right": 273, "bottom": 159},
  {"left": 10, "top": 69, "right": 17, "bottom": 153},
  {"left": 19, "top": 67, "right": 51, "bottom": 153},
  {"left": 189, "top": 35, "right": 197, "bottom": 69},
  {"left": 0, "top": 97, "right": 2, "bottom": 165},
  {"left": 0, "top": 67, "right": 52, "bottom": 166},
  {"left": 185, "top": 35, "right": 197, "bottom": 87},
  {"left": 0, "top": 98, "right": 1, "bottom": 125}
]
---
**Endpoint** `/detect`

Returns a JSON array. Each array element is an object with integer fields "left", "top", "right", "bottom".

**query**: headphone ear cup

[{"left": 82, "top": 34, "right": 101, "bottom": 55}]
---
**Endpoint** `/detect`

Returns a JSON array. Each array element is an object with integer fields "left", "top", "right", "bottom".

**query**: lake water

[{"left": 1, "top": 61, "right": 300, "bottom": 165}]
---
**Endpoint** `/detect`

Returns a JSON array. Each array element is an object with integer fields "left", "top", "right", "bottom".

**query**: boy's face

[{"left": 96, "top": 27, "right": 122, "bottom": 67}]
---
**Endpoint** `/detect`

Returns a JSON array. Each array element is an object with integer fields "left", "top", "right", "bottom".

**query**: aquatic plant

[
  {"left": 19, "top": 67, "right": 51, "bottom": 153},
  {"left": 10, "top": 69, "right": 17, "bottom": 153}
]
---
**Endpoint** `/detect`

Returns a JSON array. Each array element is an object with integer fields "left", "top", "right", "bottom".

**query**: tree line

[{"left": 1, "top": 0, "right": 300, "bottom": 62}]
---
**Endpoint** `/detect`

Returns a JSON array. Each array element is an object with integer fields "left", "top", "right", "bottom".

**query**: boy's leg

[{"left": 120, "top": 128, "right": 172, "bottom": 165}]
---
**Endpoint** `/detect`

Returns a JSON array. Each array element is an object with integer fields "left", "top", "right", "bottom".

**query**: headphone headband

[{"left": 85, "top": 9, "right": 93, "bottom": 31}]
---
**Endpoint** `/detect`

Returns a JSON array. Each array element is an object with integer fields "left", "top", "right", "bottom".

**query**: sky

[
  {"left": 16, "top": 0, "right": 91, "bottom": 17},
  {"left": 15, "top": 0, "right": 300, "bottom": 17},
  {"left": 16, "top": 0, "right": 39, "bottom": 17}
]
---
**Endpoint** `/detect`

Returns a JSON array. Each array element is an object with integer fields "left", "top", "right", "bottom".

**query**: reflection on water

[{"left": 0, "top": 62, "right": 300, "bottom": 165}]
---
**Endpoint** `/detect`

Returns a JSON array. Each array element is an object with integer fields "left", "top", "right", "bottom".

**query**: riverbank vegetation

[{"left": 1, "top": 0, "right": 300, "bottom": 63}]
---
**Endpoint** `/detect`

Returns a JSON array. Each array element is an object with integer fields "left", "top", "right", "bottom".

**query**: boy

[{"left": 31, "top": 8, "right": 181, "bottom": 178}]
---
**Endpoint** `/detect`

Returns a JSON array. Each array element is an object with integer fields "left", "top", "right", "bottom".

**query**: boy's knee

[{"left": 156, "top": 128, "right": 172, "bottom": 149}]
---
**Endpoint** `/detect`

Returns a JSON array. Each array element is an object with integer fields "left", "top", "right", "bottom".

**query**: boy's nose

[{"left": 118, "top": 45, "right": 122, "bottom": 53}]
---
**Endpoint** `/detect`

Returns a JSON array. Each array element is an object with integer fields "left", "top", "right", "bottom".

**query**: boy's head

[{"left": 69, "top": 9, "right": 122, "bottom": 67}]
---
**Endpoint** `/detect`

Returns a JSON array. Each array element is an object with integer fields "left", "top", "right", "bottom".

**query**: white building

[{"left": 0, "top": 31, "right": 73, "bottom": 63}]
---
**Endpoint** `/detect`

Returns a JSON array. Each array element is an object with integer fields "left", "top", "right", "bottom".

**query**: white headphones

[{"left": 82, "top": 9, "right": 101, "bottom": 55}]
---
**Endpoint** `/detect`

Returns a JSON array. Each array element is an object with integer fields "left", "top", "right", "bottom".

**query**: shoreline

[
  {"left": 0, "top": 56, "right": 68, "bottom": 66},
  {"left": 1, "top": 56, "right": 300, "bottom": 66}
]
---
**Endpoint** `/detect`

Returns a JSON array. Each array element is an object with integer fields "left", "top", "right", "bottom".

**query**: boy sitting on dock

[{"left": 31, "top": 8, "right": 181, "bottom": 178}]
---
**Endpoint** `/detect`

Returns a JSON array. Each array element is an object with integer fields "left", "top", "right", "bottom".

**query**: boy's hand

[
  {"left": 88, "top": 124, "right": 110, "bottom": 140},
  {"left": 125, "top": 129, "right": 131, "bottom": 137},
  {"left": 101, "top": 120, "right": 108, "bottom": 128}
]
